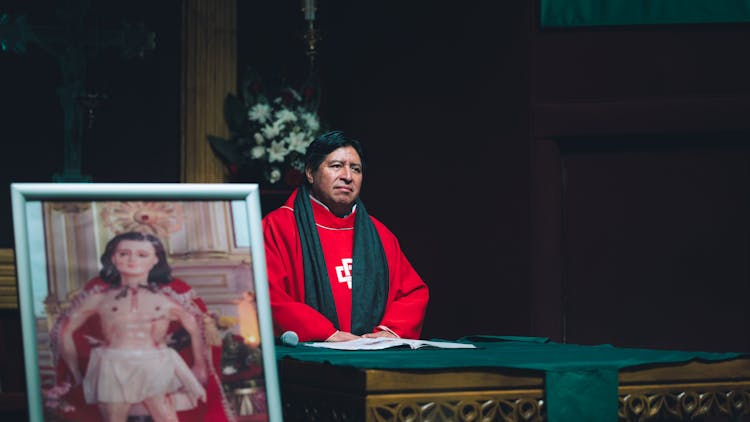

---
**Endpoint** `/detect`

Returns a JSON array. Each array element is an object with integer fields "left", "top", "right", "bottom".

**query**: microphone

[{"left": 278, "top": 330, "right": 299, "bottom": 347}]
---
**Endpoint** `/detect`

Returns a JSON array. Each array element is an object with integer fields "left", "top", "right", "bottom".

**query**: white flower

[
  {"left": 268, "top": 140, "right": 288, "bottom": 163},
  {"left": 268, "top": 167, "right": 282, "bottom": 184},
  {"left": 248, "top": 103, "right": 271, "bottom": 123},
  {"left": 250, "top": 145, "right": 266, "bottom": 159},
  {"left": 301, "top": 112, "right": 319, "bottom": 132},
  {"left": 274, "top": 108, "right": 297, "bottom": 124},
  {"left": 286, "top": 131, "right": 309, "bottom": 154},
  {"left": 261, "top": 122, "right": 283, "bottom": 139},
  {"left": 236, "top": 91, "right": 324, "bottom": 181}
]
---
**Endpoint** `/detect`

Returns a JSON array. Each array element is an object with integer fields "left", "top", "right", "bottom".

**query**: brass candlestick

[{"left": 301, "top": 0, "right": 320, "bottom": 68}]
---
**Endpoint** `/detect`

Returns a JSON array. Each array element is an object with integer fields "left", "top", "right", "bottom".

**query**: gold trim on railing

[
  {"left": 619, "top": 389, "right": 750, "bottom": 421},
  {"left": 369, "top": 397, "right": 545, "bottom": 422}
]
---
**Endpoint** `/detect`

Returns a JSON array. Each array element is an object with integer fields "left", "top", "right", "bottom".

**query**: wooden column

[{"left": 180, "top": 0, "right": 237, "bottom": 183}]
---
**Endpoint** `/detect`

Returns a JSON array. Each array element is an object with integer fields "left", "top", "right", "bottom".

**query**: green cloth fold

[
  {"left": 546, "top": 368, "right": 618, "bottom": 422},
  {"left": 458, "top": 334, "right": 550, "bottom": 344}
]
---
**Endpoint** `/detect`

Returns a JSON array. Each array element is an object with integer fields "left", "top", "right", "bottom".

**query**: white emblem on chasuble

[{"left": 335, "top": 258, "right": 353, "bottom": 289}]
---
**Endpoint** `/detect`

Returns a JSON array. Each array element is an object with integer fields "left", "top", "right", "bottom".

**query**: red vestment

[{"left": 262, "top": 189, "right": 429, "bottom": 341}]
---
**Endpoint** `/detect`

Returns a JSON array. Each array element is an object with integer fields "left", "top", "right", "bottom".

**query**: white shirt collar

[{"left": 309, "top": 194, "right": 356, "bottom": 218}]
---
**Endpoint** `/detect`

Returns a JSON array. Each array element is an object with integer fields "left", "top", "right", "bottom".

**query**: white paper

[{"left": 303, "top": 337, "right": 476, "bottom": 350}]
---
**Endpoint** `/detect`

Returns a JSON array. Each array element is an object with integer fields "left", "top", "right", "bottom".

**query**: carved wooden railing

[
  {"left": 280, "top": 360, "right": 750, "bottom": 422},
  {"left": 619, "top": 385, "right": 750, "bottom": 421},
  {"left": 282, "top": 387, "right": 750, "bottom": 422}
]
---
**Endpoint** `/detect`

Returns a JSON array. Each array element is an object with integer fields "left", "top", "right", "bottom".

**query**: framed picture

[{"left": 10, "top": 183, "right": 281, "bottom": 422}]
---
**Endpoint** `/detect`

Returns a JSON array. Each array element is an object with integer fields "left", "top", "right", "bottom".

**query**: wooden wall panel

[
  {"left": 0, "top": 249, "right": 17, "bottom": 310},
  {"left": 528, "top": 0, "right": 750, "bottom": 351}
]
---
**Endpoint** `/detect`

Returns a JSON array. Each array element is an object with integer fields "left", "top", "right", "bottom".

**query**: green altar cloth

[{"left": 276, "top": 336, "right": 743, "bottom": 421}]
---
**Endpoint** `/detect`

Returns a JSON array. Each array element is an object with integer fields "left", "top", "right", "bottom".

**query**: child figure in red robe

[{"left": 48, "top": 231, "right": 234, "bottom": 422}]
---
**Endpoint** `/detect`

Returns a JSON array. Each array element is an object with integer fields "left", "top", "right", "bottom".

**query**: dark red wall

[{"left": 238, "top": 2, "right": 534, "bottom": 340}]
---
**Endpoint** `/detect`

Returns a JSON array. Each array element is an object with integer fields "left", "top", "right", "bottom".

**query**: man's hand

[
  {"left": 326, "top": 331, "right": 360, "bottom": 342},
  {"left": 362, "top": 330, "right": 398, "bottom": 339}
]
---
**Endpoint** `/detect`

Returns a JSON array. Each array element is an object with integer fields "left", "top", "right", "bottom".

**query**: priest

[{"left": 263, "top": 130, "right": 429, "bottom": 342}]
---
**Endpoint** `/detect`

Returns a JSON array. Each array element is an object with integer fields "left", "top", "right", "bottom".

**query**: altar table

[{"left": 275, "top": 336, "right": 750, "bottom": 421}]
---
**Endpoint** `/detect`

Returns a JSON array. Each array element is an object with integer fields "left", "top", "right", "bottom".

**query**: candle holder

[{"left": 301, "top": 0, "right": 320, "bottom": 68}]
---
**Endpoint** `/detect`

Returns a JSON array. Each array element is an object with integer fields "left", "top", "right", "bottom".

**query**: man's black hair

[{"left": 304, "top": 130, "right": 365, "bottom": 178}]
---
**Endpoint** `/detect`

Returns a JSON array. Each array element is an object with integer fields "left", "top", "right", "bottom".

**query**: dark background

[{"left": 1, "top": 0, "right": 749, "bottom": 415}]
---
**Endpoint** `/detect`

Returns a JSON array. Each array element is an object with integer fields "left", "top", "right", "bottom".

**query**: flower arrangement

[{"left": 209, "top": 68, "right": 324, "bottom": 187}]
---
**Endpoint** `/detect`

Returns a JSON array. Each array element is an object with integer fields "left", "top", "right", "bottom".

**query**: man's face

[
  {"left": 306, "top": 145, "right": 363, "bottom": 216},
  {"left": 111, "top": 239, "right": 159, "bottom": 278}
]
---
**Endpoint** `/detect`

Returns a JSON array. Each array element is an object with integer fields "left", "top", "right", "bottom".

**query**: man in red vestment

[{"left": 263, "top": 130, "right": 429, "bottom": 342}]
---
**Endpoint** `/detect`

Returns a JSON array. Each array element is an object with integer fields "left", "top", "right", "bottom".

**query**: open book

[{"left": 304, "top": 337, "right": 477, "bottom": 351}]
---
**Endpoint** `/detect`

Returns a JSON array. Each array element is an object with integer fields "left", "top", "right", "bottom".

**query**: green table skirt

[{"left": 276, "top": 335, "right": 743, "bottom": 421}]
